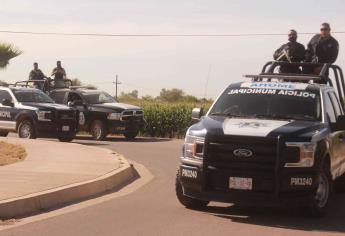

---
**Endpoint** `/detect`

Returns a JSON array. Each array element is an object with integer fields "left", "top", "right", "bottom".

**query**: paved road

[{"left": 2, "top": 137, "right": 345, "bottom": 236}]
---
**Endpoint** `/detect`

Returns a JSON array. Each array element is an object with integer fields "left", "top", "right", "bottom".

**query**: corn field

[{"left": 132, "top": 102, "right": 212, "bottom": 138}]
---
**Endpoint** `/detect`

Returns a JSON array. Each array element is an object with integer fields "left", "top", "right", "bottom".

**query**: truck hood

[
  {"left": 189, "top": 116, "right": 323, "bottom": 139},
  {"left": 90, "top": 102, "right": 141, "bottom": 111},
  {"left": 19, "top": 102, "right": 72, "bottom": 111}
]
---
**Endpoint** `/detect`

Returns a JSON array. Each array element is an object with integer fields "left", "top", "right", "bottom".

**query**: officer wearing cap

[
  {"left": 273, "top": 29, "right": 305, "bottom": 73},
  {"left": 306, "top": 23, "right": 339, "bottom": 64}
]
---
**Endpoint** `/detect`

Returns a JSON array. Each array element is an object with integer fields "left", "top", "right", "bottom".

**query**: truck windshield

[
  {"left": 14, "top": 90, "right": 55, "bottom": 103},
  {"left": 209, "top": 87, "right": 321, "bottom": 121},
  {"left": 82, "top": 91, "right": 116, "bottom": 104}
]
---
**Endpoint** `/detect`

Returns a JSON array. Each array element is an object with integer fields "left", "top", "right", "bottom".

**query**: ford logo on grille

[{"left": 233, "top": 149, "right": 253, "bottom": 158}]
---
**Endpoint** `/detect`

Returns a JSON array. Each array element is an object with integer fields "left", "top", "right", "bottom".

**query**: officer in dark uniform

[
  {"left": 29, "top": 62, "right": 47, "bottom": 90},
  {"left": 304, "top": 23, "right": 339, "bottom": 76},
  {"left": 273, "top": 29, "right": 305, "bottom": 73},
  {"left": 51, "top": 61, "right": 67, "bottom": 88},
  {"left": 306, "top": 23, "right": 339, "bottom": 64}
]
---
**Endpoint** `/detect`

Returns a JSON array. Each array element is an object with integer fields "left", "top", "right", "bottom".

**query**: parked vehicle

[
  {"left": 0, "top": 86, "right": 76, "bottom": 141},
  {"left": 176, "top": 61, "right": 345, "bottom": 216},
  {"left": 49, "top": 87, "right": 146, "bottom": 140}
]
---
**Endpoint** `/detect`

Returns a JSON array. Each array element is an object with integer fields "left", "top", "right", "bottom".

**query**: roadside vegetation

[
  {"left": 0, "top": 141, "right": 27, "bottom": 166},
  {"left": 119, "top": 89, "right": 213, "bottom": 138}
]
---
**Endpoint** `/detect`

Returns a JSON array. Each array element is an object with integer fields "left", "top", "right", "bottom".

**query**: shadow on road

[
  {"left": 200, "top": 194, "right": 345, "bottom": 233},
  {"left": 74, "top": 135, "right": 172, "bottom": 143}
]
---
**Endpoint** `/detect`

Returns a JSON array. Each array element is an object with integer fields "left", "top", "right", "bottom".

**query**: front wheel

[
  {"left": 305, "top": 163, "right": 333, "bottom": 217},
  {"left": 58, "top": 137, "right": 74, "bottom": 142},
  {"left": 18, "top": 120, "right": 36, "bottom": 139},
  {"left": 124, "top": 130, "right": 138, "bottom": 140},
  {"left": 175, "top": 170, "right": 209, "bottom": 209},
  {"left": 90, "top": 120, "right": 107, "bottom": 140}
]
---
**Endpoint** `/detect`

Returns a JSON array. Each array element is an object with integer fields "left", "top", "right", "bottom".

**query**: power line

[{"left": 1, "top": 30, "right": 345, "bottom": 37}]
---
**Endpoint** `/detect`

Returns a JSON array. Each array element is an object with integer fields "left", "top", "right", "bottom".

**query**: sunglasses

[{"left": 320, "top": 28, "right": 330, "bottom": 31}]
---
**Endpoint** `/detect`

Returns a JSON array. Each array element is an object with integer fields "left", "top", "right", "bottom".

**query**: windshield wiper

[{"left": 266, "top": 114, "right": 316, "bottom": 121}]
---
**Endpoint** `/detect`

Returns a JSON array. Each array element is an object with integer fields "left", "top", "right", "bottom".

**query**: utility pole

[{"left": 113, "top": 75, "right": 121, "bottom": 100}]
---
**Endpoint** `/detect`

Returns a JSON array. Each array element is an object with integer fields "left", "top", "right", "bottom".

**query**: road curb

[{"left": 0, "top": 150, "right": 134, "bottom": 219}]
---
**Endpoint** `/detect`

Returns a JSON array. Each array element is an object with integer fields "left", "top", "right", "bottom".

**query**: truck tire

[
  {"left": 58, "top": 137, "right": 74, "bottom": 142},
  {"left": 0, "top": 131, "right": 8, "bottom": 137},
  {"left": 18, "top": 120, "right": 36, "bottom": 139},
  {"left": 306, "top": 162, "right": 333, "bottom": 217},
  {"left": 175, "top": 170, "right": 209, "bottom": 209},
  {"left": 335, "top": 173, "right": 345, "bottom": 193},
  {"left": 90, "top": 120, "right": 107, "bottom": 140},
  {"left": 124, "top": 130, "right": 138, "bottom": 140}
]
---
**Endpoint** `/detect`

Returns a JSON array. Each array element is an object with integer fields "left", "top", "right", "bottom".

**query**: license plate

[
  {"left": 116, "top": 127, "right": 126, "bottom": 131},
  {"left": 62, "top": 126, "right": 70, "bottom": 132},
  {"left": 229, "top": 177, "right": 253, "bottom": 190}
]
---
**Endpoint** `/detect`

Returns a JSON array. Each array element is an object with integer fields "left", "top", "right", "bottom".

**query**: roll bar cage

[
  {"left": 244, "top": 61, "right": 345, "bottom": 106},
  {"left": 13, "top": 78, "right": 73, "bottom": 92}
]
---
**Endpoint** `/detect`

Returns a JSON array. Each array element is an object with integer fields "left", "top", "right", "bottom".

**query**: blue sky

[{"left": 0, "top": 0, "right": 344, "bottom": 98}]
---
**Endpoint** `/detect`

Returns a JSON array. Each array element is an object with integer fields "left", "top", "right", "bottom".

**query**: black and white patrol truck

[
  {"left": 176, "top": 61, "right": 345, "bottom": 216},
  {"left": 0, "top": 86, "right": 77, "bottom": 141},
  {"left": 49, "top": 87, "right": 146, "bottom": 140}
]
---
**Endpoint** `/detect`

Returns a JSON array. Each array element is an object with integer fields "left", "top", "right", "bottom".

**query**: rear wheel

[
  {"left": 0, "top": 131, "right": 8, "bottom": 137},
  {"left": 305, "top": 163, "right": 333, "bottom": 217},
  {"left": 175, "top": 170, "right": 209, "bottom": 209},
  {"left": 18, "top": 120, "right": 36, "bottom": 139},
  {"left": 90, "top": 120, "right": 107, "bottom": 140},
  {"left": 124, "top": 130, "right": 138, "bottom": 140}
]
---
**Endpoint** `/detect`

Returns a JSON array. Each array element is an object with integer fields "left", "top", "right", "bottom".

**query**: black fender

[{"left": 15, "top": 111, "right": 37, "bottom": 131}]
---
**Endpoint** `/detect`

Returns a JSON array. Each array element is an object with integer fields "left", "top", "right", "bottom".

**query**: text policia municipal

[{"left": 228, "top": 89, "right": 316, "bottom": 99}]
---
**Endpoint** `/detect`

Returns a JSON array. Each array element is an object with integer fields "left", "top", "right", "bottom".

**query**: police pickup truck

[
  {"left": 0, "top": 86, "right": 76, "bottom": 141},
  {"left": 49, "top": 87, "right": 145, "bottom": 140},
  {"left": 176, "top": 61, "right": 345, "bottom": 216}
]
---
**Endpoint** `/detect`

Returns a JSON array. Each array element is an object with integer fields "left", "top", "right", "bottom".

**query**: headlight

[
  {"left": 184, "top": 134, "right": 205, "bottom": 159},
  {"left": 285, "top": 142, "right": 317, "bottom": 167},
  {"left": 107, "top": 113, "right": 121, "bottom": 120},
  {"left": 36, "top": 110, "right": 52, "bottom": 122}
]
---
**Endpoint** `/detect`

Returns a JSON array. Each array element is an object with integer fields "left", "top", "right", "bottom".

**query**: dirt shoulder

[{"left": 0, "top": 141, "right": 26, "bottom": 166}]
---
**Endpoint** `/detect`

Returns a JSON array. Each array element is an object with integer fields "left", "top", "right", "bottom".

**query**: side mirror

[
  {"left": 1, "top": 99, "right": 13, "bottom": 107},
  {"left": 335, "top": 115, "right": 345, "bottom": 131},
  {"left": 191, "top": 107, "right": 203, "bottom": 123}
]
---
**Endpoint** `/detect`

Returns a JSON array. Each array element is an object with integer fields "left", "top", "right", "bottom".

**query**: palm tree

[{"left": 0, "top": 43, "right": 22, "bottom": 69}]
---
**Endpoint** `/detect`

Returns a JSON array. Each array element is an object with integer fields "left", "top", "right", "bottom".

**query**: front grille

[
  {"left": 121, "top": 110, "right": 144, "bottom": 121},
  {"left": 206, "top": 135, "right": 278, "bottom": 172},
  {"left": 58, "top": 110, "right": 75, "bottom": 120}
]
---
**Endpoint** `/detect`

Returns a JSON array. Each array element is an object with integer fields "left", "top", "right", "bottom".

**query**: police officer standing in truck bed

[
  {"left": 273, "top": 29, "right": 305, "bottom": 73},
  {"left": 306, "top": 23, "right": 339, "bottom": 64},
  {"left": 29, "top": 62, "right": 47, "bottom": 90}
]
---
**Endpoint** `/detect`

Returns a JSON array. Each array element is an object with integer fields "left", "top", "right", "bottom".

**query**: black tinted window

[
  {"left": 14, "top": 90, "right": 54, "bottom": 103},
  {"left": 0, "top": 90, "right": 12, "bottom": 101},
  {"left": 210, "top": 85, "right": 321, "bottom": 121}
]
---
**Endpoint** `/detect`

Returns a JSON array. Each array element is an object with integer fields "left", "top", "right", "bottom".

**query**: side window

[
  {"left": 324, "top": 93, "right": 336, "bottom": 123},
  {"left": 67, "top": 92, "right": 83, "bottom": 103},
  {"left": 51, "top": 91, "right": 66, "bottom": 104},
  {"left": 0, "top": 90, "right": 12, "bottom": 102},
  {"left": 329, "top": 92, "right": 343, "bottom": 117}
]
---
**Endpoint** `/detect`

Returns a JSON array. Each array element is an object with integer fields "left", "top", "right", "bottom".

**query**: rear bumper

[{"left": 179, "top": 163, "right": 318, "bottom": 207}]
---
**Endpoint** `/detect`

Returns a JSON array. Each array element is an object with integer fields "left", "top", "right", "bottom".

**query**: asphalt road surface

[{"left": 2, "top": 136, "right": 345, "bottom": 236}]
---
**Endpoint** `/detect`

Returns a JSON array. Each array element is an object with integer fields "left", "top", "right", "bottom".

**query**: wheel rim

[
  {"left": 20, "top": 123, "right": 32, "bottom": 138},
  {"left": 92, "top": 123, "right": 102, "bottom": 139},
  {"left": 315, "top": 173, "right": 329, "bottom": 208}
]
